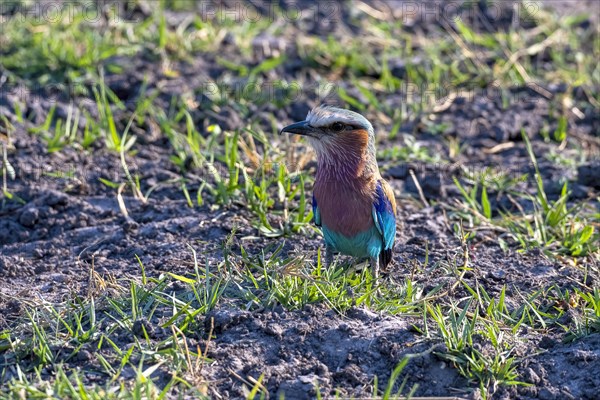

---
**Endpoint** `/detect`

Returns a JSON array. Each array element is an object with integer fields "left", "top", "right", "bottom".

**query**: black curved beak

[{"left": 279, "top": 120, "right": 318, "bottom": 137}]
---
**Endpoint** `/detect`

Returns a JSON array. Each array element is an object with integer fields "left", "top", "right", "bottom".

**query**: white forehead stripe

[
  {"left": 307, "top": 113, "right": 363, "bottom": 128},
  {"left": 306, "top": 106, "right": 370, "bottom": 129}
]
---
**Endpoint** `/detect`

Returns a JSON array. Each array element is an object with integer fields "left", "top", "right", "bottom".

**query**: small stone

[
  {"left": 45, "top": 191, "right": 69, "bottom": 207},
  {"left": 35, "top": 264, "right": 49, "bottom": 274},
  {"left": 206, "top": 308, "right": 249, "bottom": 333},
  {"left": 77, "top": 349, "right": 93, "bottom": 361},
  {"left": 265, "top": 323, "right": 283, "bottom": 338},
  {"left": 539, "top": 336, "right": 557, "bottom": 349},
  {"left": 523, "top": 367, "right": 541, "bottom": 384},
  {"left": 19, "top": 207, "right": 39, "bottom": 227},
  {"left": 132, "top": 319, "right": 155, "bottom": 338},
  {"left": 316, "top": 362, "right": 329, "bottom": 376},
  {"left": 489, "top": 269, "right": 506, "bottom": 281},
  {"left": 123, "top": 218, "right": 139, "bottom": 232},
  {"left": 32, "top": 248, "right": 44, "bottom": 259},
  {"left": 577, "top": 162, "right": 600, "bottom": 188},
  {"left": 298, "top": 374, "right": 314, "bottom": 384}
]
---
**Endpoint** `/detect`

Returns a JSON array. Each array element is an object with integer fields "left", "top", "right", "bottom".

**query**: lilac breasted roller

[{"left": 281, "top": 105, "right": 397, "bottom": 281}]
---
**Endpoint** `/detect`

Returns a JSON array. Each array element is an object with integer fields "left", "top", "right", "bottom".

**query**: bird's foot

[
  {"left": 344, "top": 259, "right": 370, "bottom": 274},
  {"left": 370, "top": 257, "right": 381, "bottom": 294}
]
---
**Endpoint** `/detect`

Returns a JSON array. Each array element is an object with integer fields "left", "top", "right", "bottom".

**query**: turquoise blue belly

[{"left": 321, "top": 224, "right": 383, "bottom": 259}]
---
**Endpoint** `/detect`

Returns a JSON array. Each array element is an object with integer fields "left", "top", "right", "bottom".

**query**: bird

[{"left": 280, "top": 105, "right": 397, "bottom": 281}]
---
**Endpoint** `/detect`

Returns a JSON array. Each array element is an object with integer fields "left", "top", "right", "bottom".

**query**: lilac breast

[
  {"left": 314, "top": 180, "right": 375, "bottom": 237},
  {"left": 312, "top": 129, "right": 376, "bottom": 236}
]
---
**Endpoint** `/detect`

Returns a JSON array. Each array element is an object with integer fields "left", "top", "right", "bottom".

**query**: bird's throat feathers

[{"left": 310, "top": 129, "right": 378, "bottom": 183}]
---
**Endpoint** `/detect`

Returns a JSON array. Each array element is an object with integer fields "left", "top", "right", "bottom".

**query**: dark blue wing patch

[{"left": 312, "top": 193, "right": 321, "bottom": 227}]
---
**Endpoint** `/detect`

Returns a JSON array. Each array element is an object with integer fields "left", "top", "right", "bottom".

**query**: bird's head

[{"left": 280, "top": 106, "right": 376, "bottom": 168}]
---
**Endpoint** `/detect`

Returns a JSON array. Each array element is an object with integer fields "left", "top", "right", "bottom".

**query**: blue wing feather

[
  {"left": 312, "top": 193, "right": 321, "bottom": 227},
  {"left": 372, "top": 181, "right": 396, "bottom": 251}
]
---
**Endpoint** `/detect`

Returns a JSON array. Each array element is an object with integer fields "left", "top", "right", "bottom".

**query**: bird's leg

[
  {"left": 325, "top": 245, "right": 334, "bottom": 268},
  {"left": 370, "top": 257, "right": 380, "bottom": 285}
]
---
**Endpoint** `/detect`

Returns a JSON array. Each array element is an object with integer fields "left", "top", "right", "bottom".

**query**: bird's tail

[{"left": 379, "top": 247, "right": 393, "bottom": 269}]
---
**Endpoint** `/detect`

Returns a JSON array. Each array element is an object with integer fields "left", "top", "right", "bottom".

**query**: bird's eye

[{"left": 331, "top": 122, "right": 345, "bottom": 132}]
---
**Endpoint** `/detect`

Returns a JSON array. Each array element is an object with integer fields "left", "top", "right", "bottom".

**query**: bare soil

[{"left": 1, "top": 1, "right": 599, "bottom": 398}]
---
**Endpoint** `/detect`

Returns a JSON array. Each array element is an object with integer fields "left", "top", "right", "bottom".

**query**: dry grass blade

[
  {"left": 117, "top": 182, "right": 129, "bottom": 219},
  {"left": 409, "top": 169, "right": 430, "bottom": 208}
]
